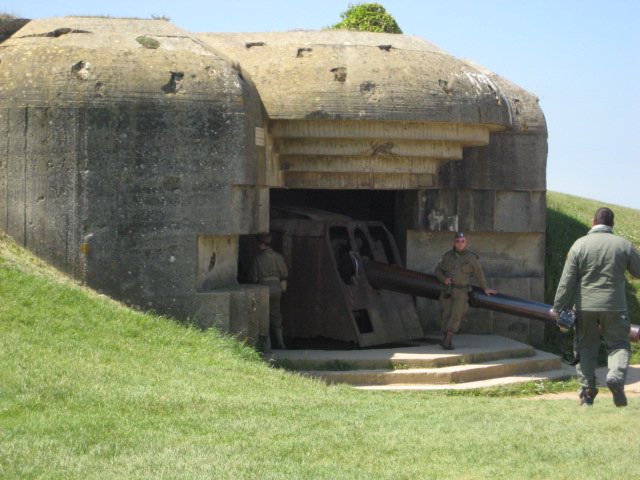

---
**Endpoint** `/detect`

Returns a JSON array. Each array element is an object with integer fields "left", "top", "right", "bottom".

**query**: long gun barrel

[{"left": 361, "top": 258, "right": 640, "bottom": 343}]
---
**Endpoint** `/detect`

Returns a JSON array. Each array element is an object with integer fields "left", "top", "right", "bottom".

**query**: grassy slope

[{"left": 1, "top": 193, "right": 639, "bottom": 479}]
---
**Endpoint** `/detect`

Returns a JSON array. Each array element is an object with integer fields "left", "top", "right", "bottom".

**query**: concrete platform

[
  {"left": 268, "top": 335, "right": 573, "bottom": 390},
  {"left": 357, "top": 365, "right": 576, "bottom": 391}
]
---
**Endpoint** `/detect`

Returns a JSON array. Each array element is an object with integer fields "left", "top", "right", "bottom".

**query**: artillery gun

[{"left": 267, "top": 208, "right": 639, "bottom": 347}]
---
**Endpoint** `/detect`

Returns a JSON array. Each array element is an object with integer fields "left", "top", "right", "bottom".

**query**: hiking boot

[
  {"left": 440, "top": 331, "right": 455, "bottom": 350},
  {"left": 578, "top": 387, "right": 598, "bottom": 406},
  {"left": 606, "top": 378, "right": 627, "bottom": 407}
]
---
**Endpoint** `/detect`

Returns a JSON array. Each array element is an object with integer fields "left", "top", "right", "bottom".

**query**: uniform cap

[{"left": 256, "top": 232, "right": 272, "bottom": 244}]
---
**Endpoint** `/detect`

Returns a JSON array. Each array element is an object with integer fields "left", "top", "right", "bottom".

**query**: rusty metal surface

[
  {"left": 271, "top": 217, "right": 423, "bottom": 347},
  {"left": 468, "top": 290, "right": 555, "bottom": 323},
  {"left": 362, "top": 259, "right": 441, "bottom": 300}
]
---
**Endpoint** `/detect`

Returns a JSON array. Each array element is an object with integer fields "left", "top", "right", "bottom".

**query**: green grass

[
  {"left": 545, "top": 192, "right": 640, "bottom": 363},
  {"left": 136, "top": 35, "right": 160, "bottom": 49},
  {"left": 2, "top": 194, "right": 640, "bottom": 479},
  {"left": 432, "top": 377, "right": 579, "bottom": 397}
]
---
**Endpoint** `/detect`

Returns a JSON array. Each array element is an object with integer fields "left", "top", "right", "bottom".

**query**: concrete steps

[{"left": 267, "top": 334, "right": 575, "bottom": 391}]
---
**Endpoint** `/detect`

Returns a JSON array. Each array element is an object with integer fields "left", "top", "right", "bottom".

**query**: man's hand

[
  {"left": 484, "top": 289, "right": 497, "bottom": 296},
  {"left": 444, "top": 278, "right": 454, "bottom": 285}
]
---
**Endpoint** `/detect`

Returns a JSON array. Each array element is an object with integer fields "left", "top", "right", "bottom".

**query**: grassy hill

[
  {"left": 1, "top": 192, "right": 639, "bottom": 479},
  {"left": 545, "top": 191, "right": 639, "bottom": 309}
]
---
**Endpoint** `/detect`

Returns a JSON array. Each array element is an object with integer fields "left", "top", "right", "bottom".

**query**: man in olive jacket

[
  {"left": 435, "top": 232, "right": 496, "bottom": 350},
  {"left": 553, "top": 207, "right": 640, "bottom": 407},
  {"left": 249, "top": 233, "right": 289, "bottom": 349}
]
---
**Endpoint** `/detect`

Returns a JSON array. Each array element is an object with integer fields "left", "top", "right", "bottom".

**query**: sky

[{"left": 5, "top": 0, "right": 639, "bottom": 209}]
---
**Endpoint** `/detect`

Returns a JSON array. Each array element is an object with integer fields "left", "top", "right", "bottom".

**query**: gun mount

[{"left": 267, "top": 208, "right": 639, "bottom": 347}]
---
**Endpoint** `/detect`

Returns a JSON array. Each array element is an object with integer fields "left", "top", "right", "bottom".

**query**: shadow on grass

[{"left": 544, "top": 208, "right": 590, "bottom": 305}]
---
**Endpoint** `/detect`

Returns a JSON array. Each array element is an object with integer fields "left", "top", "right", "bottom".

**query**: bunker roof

[{"left": 199, "top": 30, "right": 517, "bottom": 127}]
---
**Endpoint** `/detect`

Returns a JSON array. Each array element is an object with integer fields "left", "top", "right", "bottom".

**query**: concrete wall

[
  {"left": 401, "top": 63, "right": 547, "bottom": 344},
  {"left": 0, "top": 18, "right": 270, "bottom": 341}
]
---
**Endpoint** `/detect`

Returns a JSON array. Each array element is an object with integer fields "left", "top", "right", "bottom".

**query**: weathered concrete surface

[
  {"left": 309, "top": 352, "right": 560, "bottom": 386},
  {"left": 269, "top": 334, "right": 537, "bottom": 370},
  {"left": 0, "top": 18, "right": 269, "bottom": 338},
  {"left": 0, "top": 20, "right": 548, "bottom": 346},
  {"left": 268, "top": 335, "right": 569, "bottom": 389},
  {"left": 200, "top": 31, "right": 515, "bottom": 125}
]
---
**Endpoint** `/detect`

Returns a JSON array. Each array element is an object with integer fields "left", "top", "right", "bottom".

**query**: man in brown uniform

[
  {"left": 249, "top": 233, "right": 289, "bottom": 349},
  {"left": 435, "top": 232, "right": 496, "bottom": 349}
]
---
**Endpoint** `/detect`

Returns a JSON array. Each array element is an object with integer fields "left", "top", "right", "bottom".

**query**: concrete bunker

[{"left": 0, "top": 20, "right": 547, "bottom": 348}]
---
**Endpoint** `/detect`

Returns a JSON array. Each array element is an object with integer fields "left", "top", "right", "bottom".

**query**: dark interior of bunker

[{"left": 238, "top": 188, "right": 425, "bottom": 350}]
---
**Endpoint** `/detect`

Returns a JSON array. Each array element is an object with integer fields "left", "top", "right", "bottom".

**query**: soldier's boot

[
  {"left": 441, "top": 330, "right": 455, "bottom": 350},
  {"left": 272, "top": 327, "right": 287, "bottom": 350},
  {"left": 578, "top": 387, "right": 599, "bottom": 406},
  {"left": 606, "top": 378, "right": 627, "bottom": 407}
]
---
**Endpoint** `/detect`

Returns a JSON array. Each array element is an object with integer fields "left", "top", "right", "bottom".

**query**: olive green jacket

[
  {"left": 553, "top": 225, "right": 640, "bottom": 311},
  {"left": 434, "top": 249, "right": 489, "bottom": 291},
  {"left": 249, "top": 247, "right": 288, "bottom": 294}
]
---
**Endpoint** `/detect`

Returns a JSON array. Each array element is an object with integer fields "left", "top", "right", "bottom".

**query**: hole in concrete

[
  {"left": 513, "top": 98, "right": 522, "bottom": 115},
  {"left": 296, "top": 47, "right": 313, "bottom": 58},
  {"left": 360, "top": 81, "right": 381, "bottom": 102},
  {"left": 438, "top": 79, "right": 452, "bottom": 95},
  {"left": 377, "top": 44, "right": 393, "bottom": 51},
  {"left": 353, "top": 309, "right": 374, "bottom": 334},
  {"left": 360, "top": 81, "right": 376, "bottom": 93},
  {"left": 71, "top": 61, "right": 91, "bottom": 80},
  {"left": 24, "top": 27, "right": 91, "bottom": 38},
  {"left": 161, "top": 71, "right": 184, "bottom": 94},
  {"left": 370, "top": 141, "right": 394, "bottom": 156},
  {"left": 245, "top": 41, "right": 265, "bottom": 48},
  {"left": 330, "top": 67, "right": 347, "bottom": 82}
]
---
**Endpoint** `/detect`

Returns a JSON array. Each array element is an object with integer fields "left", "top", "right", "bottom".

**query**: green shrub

[
  {"left": 326, "top": 3, "right": 402, "bottom": 34},
  {"left": 136, "top": 35, "right": 160, "bottom": 49}
]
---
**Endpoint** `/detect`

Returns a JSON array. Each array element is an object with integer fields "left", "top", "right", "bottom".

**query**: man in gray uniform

[
  {"left": 435, "top": 232, "right": 496, "bottom": 350},
  {"left": 249, "top": 233, "right": 289, "bottom": 349},
  {"left": 553, "top": 207, "right": 640, "bottom": 407}
]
